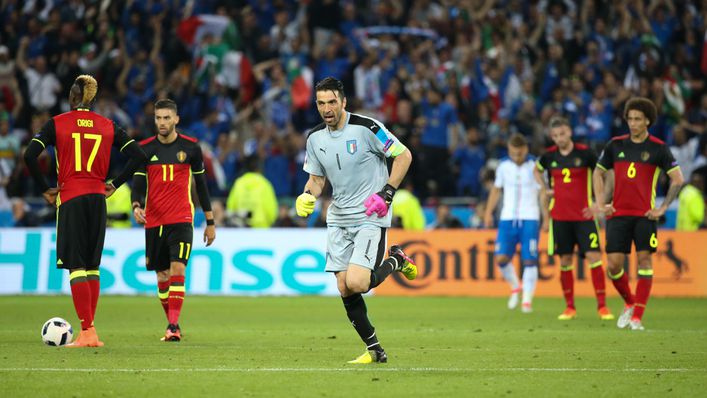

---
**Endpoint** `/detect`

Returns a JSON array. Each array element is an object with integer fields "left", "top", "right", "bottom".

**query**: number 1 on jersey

[{"left": 71, "top": 133, "right": 102, "bottom": 172}]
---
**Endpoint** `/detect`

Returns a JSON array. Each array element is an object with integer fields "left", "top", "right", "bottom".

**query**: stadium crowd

[{"left": 0, "top": 0, "right": 705, "bottom": 229}]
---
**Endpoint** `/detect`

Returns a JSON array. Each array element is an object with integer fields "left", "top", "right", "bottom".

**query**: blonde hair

[{"left": 75, "top": 74, "right": 98, "bottom": 105}]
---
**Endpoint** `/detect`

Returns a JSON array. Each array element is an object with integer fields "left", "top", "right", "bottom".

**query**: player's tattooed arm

[{"left": 646, "top": 168, "right": 684, "bottom": 220}]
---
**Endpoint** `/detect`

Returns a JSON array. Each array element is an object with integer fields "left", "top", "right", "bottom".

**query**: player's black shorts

[
  {"left": 550, "top": 220, "right": 601, "bottom": 256},
  {"left": 145, "top": 223, "right": 194, "bottom": 271},
  {"left": 56, "top": 194, "right": 107, "bottom": 270},
  {"left": 605, "top": 216, "right": 658, "bottom": 254}
]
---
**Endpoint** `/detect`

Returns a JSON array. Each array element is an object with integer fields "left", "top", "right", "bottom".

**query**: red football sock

[
  {"left": 87, "top": 270, "right": 100, "bottom": 320},
  {"left": 609, "top": 269, "right": 634, "bottom": 306},
  {"left": 589, "top": 261, "right": 607, "bottom": 309},
  {"left": 158, "top": 280, "right": 170, "bottom": 318},
  {"left": 69, "top": 270, "right": 93, "bottom": 330},
  {"left": 559, "top": 266, "right": 575, "bottom": 309},
  {"left": 168, "top": 275, "right": 185, "bottom": 325},
  {"left": 632, "top": 272, "right": 653, "bottom": 321}
]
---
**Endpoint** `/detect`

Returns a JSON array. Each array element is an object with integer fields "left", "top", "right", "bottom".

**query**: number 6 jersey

[{"left": 596, "top": 134, "right": 679, "bottom": 217}]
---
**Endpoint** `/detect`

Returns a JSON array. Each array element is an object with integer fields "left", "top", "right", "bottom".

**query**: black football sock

[
  {"left": 342, "top": 293, "right": 381, "bottom": 350},
  {"left": 369, "top": 257, "right": 398, "bottom": 289}
]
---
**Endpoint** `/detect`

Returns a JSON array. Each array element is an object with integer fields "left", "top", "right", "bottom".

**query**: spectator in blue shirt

[{"left": 453, "top": 126, "right": 486, "bottom": 198}]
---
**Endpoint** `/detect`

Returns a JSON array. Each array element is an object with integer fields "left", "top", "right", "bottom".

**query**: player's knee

[
  {"left": 346, "top": 278, "right": 370, "bottom": 294},
  {"left": 606, "top": 262, "right": 622, "bottom": 275},
  {"left": 585, "top": 252, "right": 601, "bottom": 264},
  {"left": 495, "top": 255, "right": 510, "bottom": 266},
  {"left": 170, "top": 262, "right": 186, "bottom": 276},
  {"left": 156, "top": 270, "right": 170, "bottom": 283},
  {"left": 637, "top": 259, "right": 652, "bottom": 269}
]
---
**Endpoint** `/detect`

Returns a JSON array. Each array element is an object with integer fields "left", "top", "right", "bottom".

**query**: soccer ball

[{"left": 41, "top": 317, "right": 73, "bottom": 346}]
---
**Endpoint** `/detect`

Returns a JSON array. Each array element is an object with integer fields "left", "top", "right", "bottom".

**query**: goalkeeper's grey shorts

[{"left": 325, "top": 225, "right": 387, "bottom": 272}]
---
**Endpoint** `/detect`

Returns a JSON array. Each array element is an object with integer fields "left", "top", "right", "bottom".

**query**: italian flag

[{"left": 177, "top": 14, "right": 238, "bottom": 48}]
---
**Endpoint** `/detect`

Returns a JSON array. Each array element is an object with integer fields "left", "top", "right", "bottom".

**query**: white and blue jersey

[{"left": 493, "top": 156, "right": 541, "bottom": 260}]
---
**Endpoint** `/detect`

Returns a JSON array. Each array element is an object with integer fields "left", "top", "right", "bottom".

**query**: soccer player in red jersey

[
  {"left": 23, "top": 75, "right": 147, "bottom": 347},
  {"left": 535, "top": 117, "right": 613, "bottom": 321},
  {"left": 592, "top": 97, "right": 684, "bottom": 330},
  {"left": 131, "top": 99, "right": 216, "bottom": 342}
]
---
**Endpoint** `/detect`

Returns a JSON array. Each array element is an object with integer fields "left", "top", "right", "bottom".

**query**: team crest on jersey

[
  {"left": 177, "top": 151, "right": 187, "bottom": 163},
  {"left": 641, "top": 151, "right": 650, "bottom": 161},
  {"left": 574, "top": 157, "right": 581, "bottom": 166},
  {"left": 346, "top": 140, "right": 357, "bottom": 155}
]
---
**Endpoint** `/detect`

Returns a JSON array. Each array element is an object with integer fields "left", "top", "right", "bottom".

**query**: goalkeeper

[{"left": 296, "top": 77, "right": 417, "bottom": 364}]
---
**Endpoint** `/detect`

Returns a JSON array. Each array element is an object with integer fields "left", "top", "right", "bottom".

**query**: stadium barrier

[
  {"left": 0, "top": 228, "right": 704, "bottom": 297},
  {"left": 379, "top": 230, "right": 706, "bottom": 297}
]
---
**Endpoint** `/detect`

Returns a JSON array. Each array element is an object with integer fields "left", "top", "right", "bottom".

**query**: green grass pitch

[{"left": 1, "top": 295, "right": 705, "bottom": 397}]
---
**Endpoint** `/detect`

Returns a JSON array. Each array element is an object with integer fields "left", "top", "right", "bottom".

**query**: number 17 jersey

[{"left": 33, "top": 108, "right": 134, "bottom": 204}]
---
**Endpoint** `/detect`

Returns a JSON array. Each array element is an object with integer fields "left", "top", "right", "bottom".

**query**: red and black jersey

[
  {"left": 32, "top": 109, "right": 134, "bottom": 204},
  {"left": 537, "top": 143, "right": 597, "bottom": 221},
  {"left": 136, "top": 134, "right": 206, "bottom": 228},
  {"left": 597, "top": 134, "right": 679, "bottom": 217}
]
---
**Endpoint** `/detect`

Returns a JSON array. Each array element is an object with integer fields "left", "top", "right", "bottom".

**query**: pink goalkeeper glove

[{"left": 364, "top": 184, "right": 397, "bottom": 217}]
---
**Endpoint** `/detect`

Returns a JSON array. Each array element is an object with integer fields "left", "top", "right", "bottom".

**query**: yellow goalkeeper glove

[{"left": 296, "top": 191, "right": 316, "bottom": 217}]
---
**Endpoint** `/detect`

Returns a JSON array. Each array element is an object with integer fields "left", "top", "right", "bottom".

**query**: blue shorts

[{"left": 495, "top": 220, "right": 539, "bottom": 261}]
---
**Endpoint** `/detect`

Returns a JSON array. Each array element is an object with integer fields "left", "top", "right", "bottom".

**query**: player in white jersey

[
  {"left": 295, "top": 77, "right": 417, "bottom": 364},
  {"left": 484, "top": 134, "right": 547, "bottom": 313}
]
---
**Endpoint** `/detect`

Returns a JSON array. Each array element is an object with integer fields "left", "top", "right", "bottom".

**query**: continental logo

[
  {"left": 77, "top": 119, "right": 94, "bottom": 128},
  {"left": 390, "top": 239, "right": 564, "bottom": 289}
]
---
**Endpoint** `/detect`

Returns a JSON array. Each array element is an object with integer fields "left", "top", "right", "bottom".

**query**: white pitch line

[{"left": 0, "top": 367, "right": 702, "bottom": 373}]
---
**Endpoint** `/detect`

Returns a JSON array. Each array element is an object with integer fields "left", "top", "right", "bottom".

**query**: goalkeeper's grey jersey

[{"left": 303, "top": 112, "right": 407, "bottom": 227}]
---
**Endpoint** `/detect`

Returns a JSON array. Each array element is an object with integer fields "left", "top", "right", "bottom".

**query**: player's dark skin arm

[
  {"left": 23, "top": 140, "right": 58, "bottom": 206},
  {"left": 106, "top": 141, "right": 147, "bottom": 197}
]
